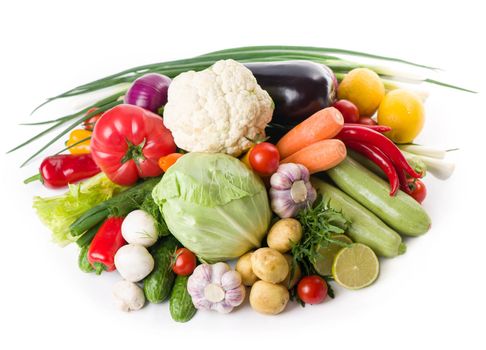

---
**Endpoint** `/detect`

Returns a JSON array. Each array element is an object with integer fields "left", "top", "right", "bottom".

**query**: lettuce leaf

[{"left": 33, "top": 173, "right": 126, "bottom": 246}]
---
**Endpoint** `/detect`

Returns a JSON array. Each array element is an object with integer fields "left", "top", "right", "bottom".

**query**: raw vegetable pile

[{"left": 13, "top": 46, "right": 468, "bottom": 322}]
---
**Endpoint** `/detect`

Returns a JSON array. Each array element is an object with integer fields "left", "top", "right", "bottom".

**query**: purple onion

[{"left": 124, "top": 73, "right": 171, "bottom": 113}]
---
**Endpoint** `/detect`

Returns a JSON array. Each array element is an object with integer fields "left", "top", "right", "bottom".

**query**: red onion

[{"left": 124, "top": 73, "right": 171, "bottom": 113}]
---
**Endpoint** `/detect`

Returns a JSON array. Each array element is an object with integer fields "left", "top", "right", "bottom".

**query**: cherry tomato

[
  {"left": 358, "top": 117, "right": 377, "bottom": 125},
  {"left": 172, "top": 248, "right": 197, "bottom": 276},
  {"left": 83, "top": 107, "right": 103, "bottom": 131},
  {"left": 333, "top": 99, "right": 360, "bottom": 123},
  {"left": 408, "top": 178, "right": 427, "bottom": 203},
  {"left": 297, "top": 275, "right": 328, "bottom": 304},
  {"left": 248, "top": 142, "right": 280, "bottom": 176}
]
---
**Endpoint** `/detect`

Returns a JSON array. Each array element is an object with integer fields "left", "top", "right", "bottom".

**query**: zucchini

[
  {"left": 326, "top": 157, "right": 431, "bottom": 236},
  {"left": 169, "top": 275, "right": 197, "bottom": 323},
  {"left": 78, "top": 245, "right": 94, "bottom": 273},
  {"left": 143, "top": 236, "right": 178, "bottom": 303},
  {"left": 311, "top": 178, "right": 405, "bottom": 257}
]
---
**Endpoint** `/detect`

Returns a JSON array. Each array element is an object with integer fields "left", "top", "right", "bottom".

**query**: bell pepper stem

[
  {"left": 93, "top": 262, "right": 106, "bottom": 275},
  {"left": 23, "top": 173, "right": 42, "bottom": 184}
]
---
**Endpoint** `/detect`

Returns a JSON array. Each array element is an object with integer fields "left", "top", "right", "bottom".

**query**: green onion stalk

[{"left": 9, "top": 46, "right": 475, "bottom": 166}]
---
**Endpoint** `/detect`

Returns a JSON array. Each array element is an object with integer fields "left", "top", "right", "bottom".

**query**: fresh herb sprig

[
  {"left": 292, "top": 198, "right": 350, "bottom": 275},
  {"left": 289, "top": 198, "right": 350, "bottom": 303}
]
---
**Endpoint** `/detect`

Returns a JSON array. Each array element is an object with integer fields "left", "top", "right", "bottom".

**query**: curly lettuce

[{"left": 33, "top": 173, "right": 126, "bottom": 246}]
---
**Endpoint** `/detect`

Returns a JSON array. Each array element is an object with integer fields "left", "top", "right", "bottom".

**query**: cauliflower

[{"left": 163, "top": 59, "right": 274, "bottom": 156}]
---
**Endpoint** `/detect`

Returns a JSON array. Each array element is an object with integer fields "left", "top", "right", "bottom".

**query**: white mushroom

[
  {"left": 112, "top": 280, "right": 145, "bottom": 312},
  {"left": 114, "top": 244, "right": 154, "bottom": 282}
]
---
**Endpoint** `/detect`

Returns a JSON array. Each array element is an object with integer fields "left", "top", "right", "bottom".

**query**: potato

[
  {"left": 251, "top": 248, "right": 288, "bottom": 283},
  {"left": 249, "top": 280, "right": 289, "bottom": 315},
  {"left": 266, "top": 218, "right": 303, "bottom": 253},
  {"left": 236, "top": 252, "right": 258, "bottom": 286},
  {"left": 280, "top": 254, "right": 301, "bottom": 289}
]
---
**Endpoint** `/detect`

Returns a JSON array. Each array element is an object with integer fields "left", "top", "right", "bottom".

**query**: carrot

[
  {"left": 158, "top": 153, "right": 184, "bottom": 172},
  {"left": 276, "top": 107, "right": 344, "bottom": 159},
  {"left": 281, "top": 139, "right": 347, "bottom": 174}
]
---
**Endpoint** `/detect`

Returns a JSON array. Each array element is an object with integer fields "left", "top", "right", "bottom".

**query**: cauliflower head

[{"left": 163, "top": 59, "right": 274, "bottom": 156}]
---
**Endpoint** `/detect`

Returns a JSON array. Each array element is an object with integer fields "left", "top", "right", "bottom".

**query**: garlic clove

[
  {"left": 221, "top": 270, "right": 242, "bottom": 291},
  {"left": 210, "top": 262, "right": 230, "bottom": 284},
  {"left": 211, "top": 301, "right": 234, "bottom": 314},
  {"left": 225, "top": 285, "right": 246, "bottom": 307},
  {"left": 191, "top": 264, "right": 212, "bottom": 283}
]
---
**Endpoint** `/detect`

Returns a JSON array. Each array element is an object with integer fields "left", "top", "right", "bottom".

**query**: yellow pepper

[{"left": 66, "top": 129, "right": 92, "bottom": 154}]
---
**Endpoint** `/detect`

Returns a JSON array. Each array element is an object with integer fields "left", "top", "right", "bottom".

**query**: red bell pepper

[
  {"left": 87, "top": 217, "right": 126, "bottom": 274},
  {"left": 24, "top": 154, "right": 100, "bottom": 188}
]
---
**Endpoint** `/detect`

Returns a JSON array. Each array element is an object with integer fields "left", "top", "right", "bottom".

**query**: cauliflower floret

[{"left": 163, "top": 59, "right": 274, "bottom": 156}]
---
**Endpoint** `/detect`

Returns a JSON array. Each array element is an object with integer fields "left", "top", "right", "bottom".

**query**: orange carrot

[
  {"left": 158, "top": 153, "right": 184, "bottom": 172},
  {"left": 276, "top": 107, "right": 344, "bottom": 159},
  {"left": 281, "top": 139, "right": 347, "bottom": 174}
]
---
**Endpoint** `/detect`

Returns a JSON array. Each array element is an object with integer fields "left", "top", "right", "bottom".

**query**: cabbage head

[{"left": 152, "top": 152, "right": 271, "bottom": 262}]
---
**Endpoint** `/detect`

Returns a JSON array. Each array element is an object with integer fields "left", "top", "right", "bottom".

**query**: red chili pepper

[
  {"left": 87, "top": 217, "right": 126, "bottom": 274},
  {"left": 345, "top": 140, "right": 400, "bottom": 196},
  {"left": 336, "top": 125, "right": 422, "bottom": 179},
  {"left": 397, "top": 168, "right": 413, "bottom": 195},
  {"left": 24, "top": 154, "right": 100, "bottom": 188},
  {"left": 343, "top": 124, "right": 392, "bottom": 133}
]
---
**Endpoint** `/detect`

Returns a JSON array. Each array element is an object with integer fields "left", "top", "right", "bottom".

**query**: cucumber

[
  {"left": 143, "top": 236, "right": 178, "bottom": 303},
  {"left": 326, "top": 157, "right": 431, "bottom": 236},
  {"left": 78, "top": 245, "right": 94, "bottom": 273},
  {"left": 170, "top": 275, "right": 197, "bottom": 323},
  {"left": 312, "top": 178, "right": 405, "bottom": 257}
]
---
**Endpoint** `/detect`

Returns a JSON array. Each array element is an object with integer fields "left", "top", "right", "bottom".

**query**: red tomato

[
  {"left": 172, "top": 248, "right": 197, "bottom": 276},
  {"left": 249, "top": 142, "right": 280, "bottom": 176},
  {"left": 358, "top": 117, "right": 377, "bottom": 125},
  {"left": 83, "top": 107, "right": 103, "bottom": 131},
  {"left": 90, "top": 104, "right": 176, "bottom": 186},
  {"left": 408, "top": 178, "right": 427, "bottom": 203},
  {"left": 332, "top": 100, "right": 360, "bottom": 123},
  {"left": 297, "top": 275, "right": 328, "bottom": 305}
]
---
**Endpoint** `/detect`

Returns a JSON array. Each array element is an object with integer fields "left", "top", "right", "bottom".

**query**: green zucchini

[
  {"left": 143, "top": 236, "right": 178, "bottom": 303},
  {"left": 311, "top": 178, "right": 405, "bottom": 257},
  {"left": 326, "top": 157, "right": 431, "bottom": 236},
  {"left": 170, "top": 275, "right": 197, "bottom": 323},
  {"left": 78, "top": 245, "right": 94, "bottom": 273}
]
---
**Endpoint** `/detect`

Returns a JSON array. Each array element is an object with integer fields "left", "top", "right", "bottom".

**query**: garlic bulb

[
  {"left": 187, "top": 262, "right": 246, "bottom": 314},
  {"left": 269, "top": 163, "right": 317, "bottom": 218}
]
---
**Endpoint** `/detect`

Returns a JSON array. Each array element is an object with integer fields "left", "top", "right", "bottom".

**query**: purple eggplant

[{"left": 245, "top": 61, "right": 337, "bottom": 127}]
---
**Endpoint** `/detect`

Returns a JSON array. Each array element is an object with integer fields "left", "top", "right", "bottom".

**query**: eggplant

[{"left": 245, "top": 61, "right": 337, "bottom": 126}]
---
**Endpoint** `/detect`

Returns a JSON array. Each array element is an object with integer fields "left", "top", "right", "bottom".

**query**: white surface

[{"left": 1, "top": 1, "right": 485, "bottom": 349}]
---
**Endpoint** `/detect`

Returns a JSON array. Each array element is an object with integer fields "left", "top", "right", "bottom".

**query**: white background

[{"left": 1, "top": 1, "right": 485, "bottom": 349}]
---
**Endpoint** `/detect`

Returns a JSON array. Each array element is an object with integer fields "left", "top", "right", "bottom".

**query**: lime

[
  {"left": 332, "top": 243, "right": 379, "bottom": 290},
  {"left": 377, "top": 89, "right": 425, "bottom": 144},
  {"left": 313, "top": 235, "right": 353, "bottom": 276},
  {"left": 337, "top": 68, "right": 385, "bottom": 117}
]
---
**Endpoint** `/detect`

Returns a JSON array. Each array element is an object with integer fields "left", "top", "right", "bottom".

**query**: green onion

[{"left": 12, "top": 45, "right": 475, "bottom": 166}]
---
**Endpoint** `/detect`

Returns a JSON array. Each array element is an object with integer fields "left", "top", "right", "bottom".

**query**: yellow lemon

[
  {"left": 337, "top": 68, "right": 385, "bottom": 117},
  {"left": 377, "top": 89, "right": 425, "bottom": 144}
]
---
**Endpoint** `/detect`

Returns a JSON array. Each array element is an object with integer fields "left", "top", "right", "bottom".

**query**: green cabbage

[
  {"left": 152, "top": 153, "right": 271, "bottom": 262},
  {"left": 33, "top": 173, "right": 126, "bottom": 246}
]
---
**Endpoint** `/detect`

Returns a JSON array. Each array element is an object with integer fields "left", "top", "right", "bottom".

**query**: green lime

[
  {"left": 332, "top": 243, "right": 379, "bottom": 290},
  {"left": 313, "top": 235, "right": 353, "bottom": 276}
]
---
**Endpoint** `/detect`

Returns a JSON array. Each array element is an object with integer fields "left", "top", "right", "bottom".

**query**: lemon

[
  {"left": 332, "top": 243, "right": 379, "bottom": 290},
  {"left": 337, "top": 68, "right": 385, "bottom": 117},
  {"left": 377, "top": 89, "right": 425, "bottom": 144},
  {"left": 313, "top": 235, "right": 353, "bottom": 276}
]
